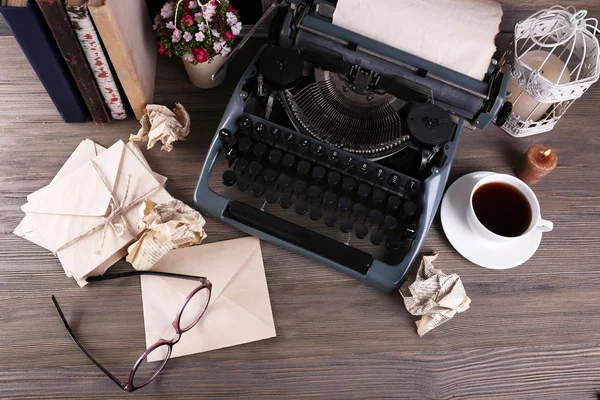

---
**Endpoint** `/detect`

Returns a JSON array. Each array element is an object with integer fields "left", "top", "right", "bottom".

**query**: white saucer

[{"left": 440, "top": 171, "right": 542, "bottom": 270}]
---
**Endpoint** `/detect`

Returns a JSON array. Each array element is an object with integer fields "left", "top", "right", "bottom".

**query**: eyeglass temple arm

[
  {"left": 51, "top": 295, "right": 127, "bottom": 390},
  {"left": 86, "top": 270, "right": 208, "bottom": 283}
]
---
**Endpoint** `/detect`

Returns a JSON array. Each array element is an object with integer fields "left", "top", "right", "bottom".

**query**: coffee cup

[{"left": 466, "top": 173, "right": 553, "bottom": 243}]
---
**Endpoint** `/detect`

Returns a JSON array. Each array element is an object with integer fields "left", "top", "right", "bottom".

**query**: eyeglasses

[{"left": 52, "top": 270, "right": 212, "bottom": 392}]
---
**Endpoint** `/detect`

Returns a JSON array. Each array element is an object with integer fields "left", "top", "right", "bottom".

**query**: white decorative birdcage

[{"left": 500, "top": 6, "right": 600, "bottom": 137}]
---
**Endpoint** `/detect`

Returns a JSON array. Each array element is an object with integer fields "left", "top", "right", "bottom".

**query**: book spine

[
  {"left": 66, "top": 4, "right": 127, "bottom": 120},
  {"left": 35, "top": 0, "right": 110, "bottom": 125},
  {"left": 88, "top": 1, "right": 156, "bottom": 120},
  {"left": 0, "top": 2, "right": 89, "bottom": 123}
]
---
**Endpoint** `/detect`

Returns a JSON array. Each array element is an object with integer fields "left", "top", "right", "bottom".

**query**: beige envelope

[
  {"left": 14, "top": 140, "right": 166, "bottom": 251},
  {"left": 141, "top": 237, "right": 276, "bottom": 362},
  {"left": 21, "top": 140, "right": 172, "bottom": 285}
]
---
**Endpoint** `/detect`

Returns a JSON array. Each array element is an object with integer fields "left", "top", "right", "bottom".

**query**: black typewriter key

[
  {"left": 352, "top": 203, "right": 367, "bottom": 219},
  {"left": 328, "top": 150, "right": 340, "bottom": 164},
  {"left": 387, "top": 195, "right": 402, "bottom": 213},
  {"left": 323, "top": 191, "right": 337, "bottom": 208},
  {"left": 311, "top": 166, "right": 326, "bottom": 183},
  {"left": 269, "top": 127, "right": 281, "bottom": 143},
  {"left": 372, "top": 188, "right": 386, "bottom": 206},
  {"left": 236, "top": 177, "right": 249, "bottom": 192},
  {"left": 253, "top": 122, "right": 266, "bottom": 137},
  {"left": 283, "top": 132, "right": 295, "bottom": 147},
  {"left": 279, "top": 194, "right": 293, "bottom": 209},
  {"left": 327, "top": 171, "right": 341, "bottom": 187},
  {"left": 342, "top": 177, "right": 356, "bottom": 193},
  {"left": 281, "top": 153, "right": 295, "bottom": 170},
  {"left": 225, "top": 147, "right": 239, "bottom": 163},
  {"left": 308, "top": 185, "right": 321, "bottom": 201},
  {"left": 368, "top": 209, "right": 384, "bottom": 225},
  {"left": 293, "top": 180, "right": 307, "bottom": 196},
  {"left": 388, "top": 173, "right": 401, "bottom": 188},
  {"left": 358, "top": 162, "right": 369, "bottom": 176},
  {"left": 371, "top": 230, "right": 385, "bottom": 246},
  {"left": 386, "top": 237, "right": 402, "bottom": 251},
  {"left": 235, "top": 157, "right": 250, "bottom": 173},
  {"left": 355, "top": 224, "right": 369, "bottom": 240},
  {"left": 357, "top": 183, "right": 372, "bottom": 200},
  {"left": 248, "top": 160, "right": 262, "bottom": 177},
  {"left": 239, "top": 116, "right": 252, "bottom": 131},
  {"left": 373, "top": 167, "right": 386, "bottom": 182},
  {"left": 343, "top": 156, "right": 356, "bottom": 172},
  {"left": 298, "top": 138, "right": 310, "bottom": 152},
  {"left": 265, "top": 190, "right": 279, "bottom": 204},
  {"left": 309, "top": 208, "right": 323, "bottom": 221},
  {"left": 295, "top": 199, "right": 308, "bottom": 215},
  {"left": 324, "top": 214, "right": 338, "bottom": 227},
  {"left": 238, "top": 136, "right": 253, "bottom": 153},
  {"left": 296, "top": 160, "right": 311, "bottom": 177},
  {"left": 384, "top": 215, "right": 398, "bottom": 231},
  {"left": 403, "top": 200, "right": 417, "bottom": 220},
  {"left": 222, "top": 170, "right": 237, "bottom": 187},
  {"left": 253, "top": 143, "right": 267, "bottom": 160},
  {"left": 218, "top": 128, "right": 232, "bottom": 145},
  {"left": 268, "top": 149, "right": 282, "bottom": 165},
  {"left": 251, "top": 183, "right": 265, "bottom": 197},
  {"left": 264, "top": 168, "right": 278, "bottom": 185},
  {"left": 312, "top": 144, "right": 325, "bottom": 157},
  {"left": 404, "top": 223, "right": 417, "bottom": 239},
  {"left": 338, "top": 196, "right": 352, "bottom": 213},
  {"left": 278, "top": 173, "right": 292, "bottom": 189},
  {"left": 340, "top": 219, "right": 353, "bottom": 233},
  {"left": 405, "top": 179, "right": 418, "bottom": 193}
]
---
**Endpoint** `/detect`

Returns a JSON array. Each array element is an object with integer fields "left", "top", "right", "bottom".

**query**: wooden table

[{"left": 1, "top": 4, "right": 600, "bottom": 398}]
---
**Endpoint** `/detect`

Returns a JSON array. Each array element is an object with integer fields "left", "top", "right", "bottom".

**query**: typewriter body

[{"left": 194, "top": 0, "right": 512, "bottom": 292}]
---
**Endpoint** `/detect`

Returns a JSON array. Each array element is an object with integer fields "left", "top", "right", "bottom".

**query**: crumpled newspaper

[
  {"left": 129, "top": 103, "right": 190, "bottom": 152},
  {"left": 126, "top": 199, "right": 206, "bottom": 271},
  {"left": 400, "top": 252, "right": 471, "bottom": 336}
]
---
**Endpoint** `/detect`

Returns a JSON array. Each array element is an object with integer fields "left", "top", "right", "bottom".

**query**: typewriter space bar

[{"left": 226, "top": 201, "right": 373, "bottom": 275}]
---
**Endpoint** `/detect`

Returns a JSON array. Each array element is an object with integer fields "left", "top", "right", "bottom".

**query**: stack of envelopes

[{"left": 14, "top": 139, "right": 173, "bottom": 286}]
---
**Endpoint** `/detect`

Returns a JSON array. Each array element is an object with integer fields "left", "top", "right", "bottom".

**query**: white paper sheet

[{"left": 332, "top": 0, "right": 503, "bottom": 80}]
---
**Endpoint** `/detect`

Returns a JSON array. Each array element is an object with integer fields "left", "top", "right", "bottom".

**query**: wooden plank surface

[{"left": 1, "top": 3, "right": 600, "bottom": 399}]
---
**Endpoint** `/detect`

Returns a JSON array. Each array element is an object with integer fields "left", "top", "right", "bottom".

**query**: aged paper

[
  {"left": 126, "top": 199, "right": 206, "bottom": 271},
  {"left": 129, "top": 103, "right": 191, "bottom": 152},
  {"left": 400, "top": 253, "right": 471, "bottom": 336},
  {"left": 333, "top": 0, "right": 502, "bottom": 80}
]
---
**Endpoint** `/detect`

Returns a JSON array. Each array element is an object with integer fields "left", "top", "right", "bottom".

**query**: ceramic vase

[{"left": 183, "top": 55, "right": 227, "bottom": 89}]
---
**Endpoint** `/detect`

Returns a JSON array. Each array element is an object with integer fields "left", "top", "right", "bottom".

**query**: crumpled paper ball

[
  {"left": 400, "top": 252, "right": 471, "bottom": 336},
  {"left": 129, "top": 103, "right": 190, "bottom": 152}
]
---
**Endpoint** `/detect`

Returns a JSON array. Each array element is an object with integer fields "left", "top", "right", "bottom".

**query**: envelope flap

[
  {"left": 222, "top": 244, "right": 275, "bottom": 327},
  {"left": 150, "top": 237, "right": 262, "bottom": 303}
]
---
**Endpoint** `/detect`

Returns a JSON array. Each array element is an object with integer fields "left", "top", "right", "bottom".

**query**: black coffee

[{"left": 472, "top": 182, "right": 532, "bottom": 237}]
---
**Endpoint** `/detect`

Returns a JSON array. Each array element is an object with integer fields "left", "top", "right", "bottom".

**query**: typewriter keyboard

[{"left": 211, "top": 114, "right": 423, "bottom": 265}]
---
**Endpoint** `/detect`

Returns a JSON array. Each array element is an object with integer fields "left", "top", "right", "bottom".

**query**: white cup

[{"left": 466, "top": 173, "right": 553, "bottom": 243}]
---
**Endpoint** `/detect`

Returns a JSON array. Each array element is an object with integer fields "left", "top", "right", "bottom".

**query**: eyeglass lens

[
  {"left": 132, "top": 344, "right": 172, "bottom": 388},
  {"left": 179, "top": 286, "right": 211, "bottom": 332}
]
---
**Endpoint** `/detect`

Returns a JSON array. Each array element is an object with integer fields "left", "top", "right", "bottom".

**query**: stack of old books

[{"left": 0, "top": 0, "right": 156, "bottom": 124}]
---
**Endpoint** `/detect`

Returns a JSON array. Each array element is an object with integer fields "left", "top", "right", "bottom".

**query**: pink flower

[
  {"left": 182, "top": 53, "right": 194, "bottom": 63},
  {"left": 202, "top": 1, "right": 216, "bottom": 22},
  {"left": 188, "top": 1, "right": 197, "bottom": 9},
  {"left": 194, "top": 11, "right": 202, "bottom": 21},
  {"left": 224, "top": 30, "right": 234, "bottom": 41},
  {"left": 213, "top": 40, "right": 224, "bottom": 53},
  {"left": 158, "top": 42, "right": 170, "bottom": 56},
  {"left": 231, "top": 21, "right": 242, "bottom": 36},
  {"left": 160, "top": 2, "right": 174, "bottom": 19},
  {"left": 183, "top": 31, "right": 193, "bottom": 42},
  {"left": 193, "top": 47, "right": 209, "bottom": 63},
  {"left": 226, "top": 11, "right": 237, "bottom": 26},
  {"left": 195, "top": 31, "right": 205, "bottom": 42},
  {"left": 221, "top": 46, "right": 231, "bottom": 57},
  {"left": 165, "top": 21, "right": 176, "bottom": 30},
  {"left": 171, "top": 29, "right": 182, "bottom": 43},
  {"left": 181, "top": 12, "right": 194, "bottom": 27}
]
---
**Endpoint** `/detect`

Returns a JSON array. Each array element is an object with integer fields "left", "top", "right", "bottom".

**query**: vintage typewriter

[{"left": 194, "top": 0, "right": 513, "bottom": 292}]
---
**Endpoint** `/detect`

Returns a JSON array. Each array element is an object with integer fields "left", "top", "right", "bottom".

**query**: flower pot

[{"left": 183, "top": 55, "right": 227, "bottom": 89}]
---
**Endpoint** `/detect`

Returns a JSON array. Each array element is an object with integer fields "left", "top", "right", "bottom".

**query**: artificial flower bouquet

[{"left": 153, "top": 0, "right": 242, "bottom": 65}]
